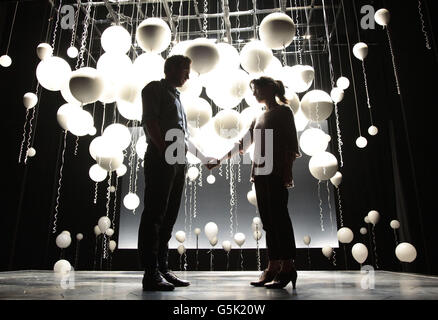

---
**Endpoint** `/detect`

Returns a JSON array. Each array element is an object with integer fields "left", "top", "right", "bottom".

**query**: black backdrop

[{"left": 0, "top": 0, "right": 436, "bottom": 274}]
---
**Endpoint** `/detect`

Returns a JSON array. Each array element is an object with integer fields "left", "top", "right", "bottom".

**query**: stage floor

[{"left": 0, "top": 270, "right": 437, "bottom": 300}]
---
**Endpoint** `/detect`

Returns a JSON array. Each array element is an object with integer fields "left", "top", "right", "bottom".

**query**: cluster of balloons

[{"left": 94, "top": 216, "right": 117, "bottom": 252}]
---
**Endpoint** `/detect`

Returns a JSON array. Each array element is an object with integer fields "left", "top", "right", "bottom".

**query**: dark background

[{"left": 0, "top": 0, "right": 436, "bottom": 274}]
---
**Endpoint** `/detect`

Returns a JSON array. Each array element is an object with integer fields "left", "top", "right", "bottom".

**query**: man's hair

[{"left": 164, "top": 55, "right": 192, "bottom": 75}]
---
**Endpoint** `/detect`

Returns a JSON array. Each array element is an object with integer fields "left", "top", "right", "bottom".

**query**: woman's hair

[
  {"left": 164, "top": 55, "right": 192, "bottom": 75},
  {"left": 250, "top": 76, "right": 288, "bottom": 105}
]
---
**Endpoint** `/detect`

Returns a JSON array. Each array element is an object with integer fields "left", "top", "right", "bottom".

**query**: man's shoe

[
  {"left": 142, "top": 271, "right": 175, "bottom": 291},
  {"left": 160, "top": 271, "right": 190, "bottom": 287}
]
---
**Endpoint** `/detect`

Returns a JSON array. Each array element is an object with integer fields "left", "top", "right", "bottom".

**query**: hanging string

[
  {"left": 111, "top": 177, "right": 119, "bottom": 234},
  {"left": 318, "top": 181, "right": 325, "bottom": 232},
  {"left": 385, "top": 28, "right": 401, "bottom": 95},
  {"left": 326, "top": 181, "right": 334, "bottom": 237},
  {"left": 52, "top": 130, "right": 68, "bottom": 233},
  {"left": 51, "top": 0, "right": 63, "bottom": 50},
  {"left": 343, "top": 243, "right": 348, "bottom": 270},
  {"left": 69, "top": 0, "right": 81, "bottom": 49},
  {"left": 86, "top": 6, "right": 96, "bottom": 66},
  {"left": 361, "top": 60, "right": 375, "bottom": 125},
  {"left": 336, "top": 186, "right": 344, "bottom": 227},
  {"left": 307, "top": 246, "right": 311, "bottom": 269},
  {"left": 240, "top": 248, "right": 244, "bottom": 271},
  {"left": 23, "top": 84, "right": 42, "bottom": 165},
  {"left": 393, "top": 229, "right": 399, "bottom": 246},
  {"left": 371, "top": 225, "right": 379, "bottom": 269},
  {"left": 76, "top": 0, "right": 92, "bottom": 70},
  {"left": 209, "top": 247, "right": 214, "bottom": 271},
  {"left": 229, "top": 162, "right": 237, "bottom": 236},
  {"left": 93, "top": 182, "right": 98, "bottom": 204},
  {"left": 193, "top": 174, "right": 198, "bottom": 218},
  {"left": 340, "top": 0, "right": 362, "bottom": 137},
  {"left": 236, "top": 0, "right": 241, "bottom": 49},
  {"left": 226, "top": 251, "right": 230, "bottom": 271},
  {"left": 198, "top": 163, "right": 203, "bottom": 187},
  {"left": 418, "top": 0, "right": 431, "bottom": 50},
  {"left": 202, "top": 0, "right": 208, "bottom": 38},
  {"left": 174, "top": 0, "right": 184, "bottom": 42},
  {"left": 332, "top": 249, "right": 337, "bottom": 266},
  {"left": 5, "top": 1, "right": 19, "bottom": 56},
  {"left": 256, "top": 226, "right": 261, "bottom": 271},
  {"left": 331, "top": 0, "right": 343, "bottom": 76},
  {"left": 18, "top": 109, "right": 29, "bottom": 163},
  {"left": 293, "top": 0, "right": 302, "bottom": 64}
]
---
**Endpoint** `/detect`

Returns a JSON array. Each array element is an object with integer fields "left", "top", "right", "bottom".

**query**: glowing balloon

[
  {"left": 337, "top": 227, "right": 354, "bottom": 244},
  {"left": 308, "top": 151, "right": 338, "bottom": 181},
  {"left": 185, "top": 38, "right": 220, "bottom": 74},
  {"left": 96, "top": 52, "right": 133, "bottom": 85},
  {"left": 183, "top": 97, "right": 212, "bottom": 128},
  {"left": 247, "top": 190, "right": 257, "bottom": 206},
  {"left": 280, "top": 65, "right": 314, "bottom": 93},
  {"left": 194, "top": 228, "right": 201, "bottom": 236},
  {"left": 175, "top": 231, "right": 186, "bottom": 243},
  {"left": 215, "top": 42, "right": 240, "bottom": 70},
  {"left": 294, "top": 108, "right": 309, "bottom": 132},
  {"left": 360, "top": 227, "right": 368, "bottom": 235},
  {"left": 136, "top": 18, "right": 171, "bottom": 54},
  {"left": 69, "top": 67, "right": 105, "bottom": 104},
  {"left": 132, "top": 52, "right": 165, "bottom": 87},
  {"left": 352, "top": 243, "right": 368, "bottom": 264},
  {"left": 356, "top": 136, "right": 368, "bottom": 148},
  {"left": 207, "top": 174, "right": 216, "bottom": 184},
  {"left": 57, "top": 103, "right": 82, "bottom": 131},
  {"left": 136, "top": 135, "right": 147, "bottom": 160},
  {"left": 300, "top": 90, "right": 334, "bottom": 122},
  {"left": 103, "top": 123, "right": 132, "bottom": 150},
  {"left": 390, "top": 220, "right": 400, "bottom": 229},
  {"left": 178, "top": 74, "right": 202, "bottom": 98},
  {"left": 330, "top": 87, "right": 344, "bottom": 103},
  {"left": 253, "top": 230, "right": 262, "bottom": 241},
  {"left": 368, "top": 125, "right": 378, "bottom": 136},
  {"left": 187, "top": 166, "right": 200, "bottom": 181},
  {"left": 67, "top": 109, "right": 94, "bottom": 137},
  {"left": 259, "top": 12, "right": 296, "bottom": 50},
  {"left": 303, "top": 235, "right": 311, "bottom": 246},
  {"left": 36, "top": 56, "right": 71, "bottom": 91},
  {"left": 76, "top": 233, "right": 83, "bottom": 241},
  {"left": 98, "top": 216, "right": 111, "bottom": 233},
  {"left": 364, "top": 216, "right": 370, "bottom": 224},
  {"left": 240, "top": 106, "right": 263, "bottom": 131},
  {"left": 26, "top": 148, "right": 36, "bottom": 158},
  {"left": 123, "top": 193, "right": 140, "bottom": 210},
  {"left": 336, "top": 76, "right": 350, "bottom": 90},
  {"left": 106, "top": 228, "right": 114, "bottom": 237},
  {"left": 204, "top": 222, "right": 218, "bottom": 240},
  {"left": 375, "top": 9, "right": 390, "bottom": 27},
  {"left": 0, "top": 55, "right": 11, "bottom": 67},
  {"left": 213, "top": 109, "right": 243, "bottom": 140},
  {"left": 209, "top": 236, "right": 218, "bottom": 247},
  {"left": 299, "top": 128, "right": 330, "bottom": 156},
  {"left": 234, "top": 233, "right": 246, "bottom": 247},
  {"left": 222, "top": 240, "right": 232, "bottom": 252},
  {"left": 240, "top": 40, "right": 273, "bottom": 74},
  {"left": 56, "top": 233, "right": 71, "bottom": 249},
  {"left": 109, "top": 240, "right": 117, "bottom": 252},
  {"left": 94, "top": 225, "right": 102, "bottom": 236},
  {"left": 36, "top": 43, "right": 53, "bottom": 60},
  {"left": 23, "top": 93, "right": 38, "bottom": 109},
  {"left": 89, "top": 127, "right": 97, "bottom": 136},
  {"left": 89, "top": 163, "right": 108, "bottom": 182},
  {"left": 322, "top": 246, "right": 333, "bottom": 258},
  {"left": 54, "top": 260, "right": 71, "bottom": 274},
  {"left": 252, "top": 217, "right": 262, "bottom": 230},
  {"left": 353, "top": 42, "right": 369, "bottom": 61},
  {"left": 395, "top": 243, "right": 417, "bottom": 263},
  {"left": 330, "top": 171, "right": 343, "bottom": 187},
  {"left": 101, "top": 25, "right": 132, "bottom": 54},
  {"left": 177, "top": 244, "right": 186, "bottom": 255},
  {"left": 367, "top": 210, "right": 380, "bottom": 225},
  {"left": 95, "top": 142, "right": 124, "bottom": 172},
  {"left": 67, "top": 46, "right": 78, "bottom": 58},
  {"left": 284, "top": 89, "right": 300, "bottom": 114}
]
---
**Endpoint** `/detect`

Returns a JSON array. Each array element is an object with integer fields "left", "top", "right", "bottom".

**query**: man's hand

[{"left": 205, "top": 158, "right": 220, "bottom": 170}]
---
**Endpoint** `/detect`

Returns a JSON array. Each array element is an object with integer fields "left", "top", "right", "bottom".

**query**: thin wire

[
  {"left": 351, "top": 0, "right": 361, "bottom": 42},
  {"left": 418, "top": 0, "right": 431, "bottom": 50},
  {"left": 336, "top": 186, "right": 344, "bottom": 227},
  {"left": 18, "top": 110, "right": 29, "bottom": 163},
  {"left": 51, "top": 0, "right": 63, "bottom": 50},
  {"left": 331, "top": 0, "right": 343, "bottom": 76},
  {"left": 326, "top": 181, "right": 334, "bottom": 237},
  {"left": 5, "top": 1, "right": 19, "bottom": 55},
  {"left": 70, "top": 0, "right": 81, "bottom": 48},
  {"left": 318, "top": 180, "right": 324, "bottom": 232},
  {"left": 52, "top": 130, "right": 68, "bottom": 233},
  {"left": 361, "top": 60, "right": 375, "bottom": 124},
  {"left": 385, "top": 28, "right": 401, "bottom": 95}
]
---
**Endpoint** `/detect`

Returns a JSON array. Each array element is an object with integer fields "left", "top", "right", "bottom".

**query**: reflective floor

[{"left": 0, "top": 270, "right": 437, "bottom": 300}]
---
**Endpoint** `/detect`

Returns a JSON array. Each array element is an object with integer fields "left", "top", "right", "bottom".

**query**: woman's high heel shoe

[
  {"left": 250, "top": 269, "right": 278, "bottom": 287},
  {"left": 264, "top": 268, "right": 297, "bottom": 289}
]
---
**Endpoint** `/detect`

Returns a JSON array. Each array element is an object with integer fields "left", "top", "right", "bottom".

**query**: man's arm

[
  {"left": 142, "top": 82, "right": 166, "bottom": 155},
  {"left": 145, "top": 119, "right": 166, "bottom": 155}
]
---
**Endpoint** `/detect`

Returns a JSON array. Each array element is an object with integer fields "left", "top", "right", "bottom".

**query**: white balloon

[
  {"left": 240, "top": 40, "right": 273, "bottom": 74},
  {"left": 204, "top": 222, "right": 219, "bottom": 240},
  {"left": 222, "top": 240, "right": 232, "bottom": 252},
  {"left": 61, "top": 230, "right": 71, "bottom": 236},
  {"left": 300, "top": 90, "right": 334, "bottom": 122},
  {"left": 105, "top": 228, "right": 114, "bottom": 237},
  {"left": 178, "top": 74, "right": 202, "bottom": 98},
  {"left": 360, "top": 227, "right": 368, "bottom": 235},
  {"left": 294, "top": 108, "right": 309, "bottom": 132},
  {"left": 109, "top": 240, "right": 117, "bottom": 252},
  {"left": 89, "top": 164, "right": 108, "bottom": 182},
  {"left": 61, "top": 82, "right": 81, "bottom": 105},
  {"left": 213, "top": 109, "right": 243, "bottom": 139},
  {"left": 94, "top": 225, "right": 102, "bottom": 236},
  {"left": 395, "top": 242, "right": 417, "bottom": 263},
  {"left": 69, "top": 67, "right": 105, "bottom": 104},
  {"left": 96, "top": 52, "right": 133, "bottom": 85},
  {"left": 76, "top": 233, "right": 83, "bottom": 241},
  {"left": 284, "top": 89, "right": 300, "bottom": 114},
  {"left": 187, "top": 166, "right": 200, "bottom": 181},
  {"left": 175, "top": 231, "right": 186, "bottom": 243},
  {"left": 330, "top": 171, "right": 343, "bottom": 187},
  {"left": 247, "top": 190, "right": 258, "bottom": 207},
  {"left": 374, "top": 9, "right": 391, "bottom": 26},
  {"left": 117, "top": 98, "right": 142, "bottom": 121},
  {"left": 194, "top": 228, "right": 201, "bottom": 236},
  {"left": 253, "top": 230, "right": 262, "bottom": 241},
  {"left": 330, "top": 87, "right": 345, "bottom": 103},
  {"left": 303, "top": 235, "right": 311, "bottom": 246},
  {"left": 234, "top": 232, "right": 246, "bottom": 247},
  {"left": 0, "top": 55, "right": 11, "bottom": 67},
  {"left": 67, "top": 109, "right": 94, "bottom": 137},
  {"left": 36, "top": 43, "right": 53, "bottom": 60},
  {"left": 356, "top": 136, "right": 368, "bottom": 148},
  {"left": 353, "top": 42, "right": 369, "bottom": 61},
  {"left": 240, "top": 106, "right": 263, "bottom": 131},
  {"left": 98, "top": 216, "right": 111, "bottom": 233},
  {"left": 136, "top": 18, "right": 171, "bottom": 54},
  {"left": 368, "top": 125, "right": 378, "bottom": 136},
  {"left": 169, "top": 40, "right": 192, "bottom": 57},
  {"left": 136, "top": 136, "right": 148, "bottom": 160},
  {"left": 53, "top": 259, "right": 71, "bottom": 274},
  {"left": 177, "top": 244, "right": 186, "bottom": 255},
  {"left": 322, "top": 246, "right": 333, "bottom": 258},
  {"left": 123, "top": 193, "right": 140, "bottom": 210},
  {"left": 89, "top": 127, "right": 97, "bottom": 136},
  {"left": 23, "top": 92, "right": 38, "bottom": 109},
  {"left": 299, "top": 128, "right": 329, "bottom": 156},
  {"left": 364, "top": 216, "right": 370, "bottom": 224},
  {"left": 109, "top": 186, "right": 116, "bottom": 193},
  {"left": 207, "top": 174, "right": 216, "bottom": 184},
  {"left": 367, "top": 210, "right": 380, "bottom": 225},
  {"left": 259, "top": 12, "right": 296, "bottom": 50},
  {"left": 36, "top": 56, "right": 71, "bottom": 91},
  {"left": 214, "top": 42, "right": 241, "bottom": 70},
  {"left": 101, "top": 25, "right": 132, "bottom": 54},
  {"left": 57, "top": 104, "right": 81, "bottom": 131},
  {"left": 336, "top": 76, "right": 350, "bottom": 90},
  {"left": 309, "top": 151, "right": 338, "bottom": 181},
  {"left": 390, "top": 220, "right": 400, "bottom": 229},
  {"left": 280, "top": 65, "right": 314, "bottom": 93},
  {"left": 351, "top": 243, "right": 368, "bottom": 264},
  {"left": 26, "top": 148, "right": 36, "bottom": 158},
  {"left": 103, "top": 123, "right": 132, "bottom": 150},
  {"left": 209, "top": 236, "right": 218, "bottom": 247},
  {"left": 95, "top": 142, "right": 124, "bottom": 172},
  {"left": 132, "top": 52, "right": 165, "bottom": 87},
  {"left": 337, "top": 227, "right": 354, "bottom": 244},
  {"left": 182, "top": 97, "right": 212, "bottom": 128},
  {"left": 185, "top": 38, "right": 220, "bottom": 74},
  {"left": 67, "top": 46, "right": 78, "bottom": 58},
  {"left": 252, "top": 217, "right": 262, "bottom": 229},
  {"left": 56, "top": 233, "right": 72, "bottom": 249}
]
